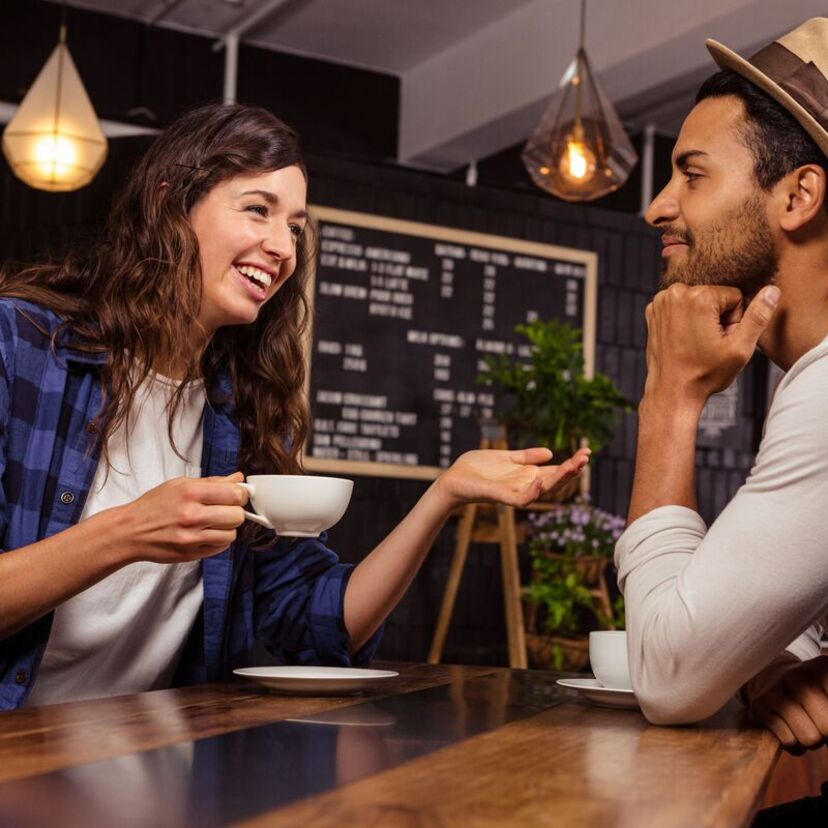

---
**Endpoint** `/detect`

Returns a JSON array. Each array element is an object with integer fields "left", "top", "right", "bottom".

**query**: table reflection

[{"left": 0, "top": 671, "right": 565, "bottom": 827}]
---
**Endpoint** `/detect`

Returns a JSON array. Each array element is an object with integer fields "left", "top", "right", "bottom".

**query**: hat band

[{"left": 749, "top": 41, "right": 828, "bottom": 130}]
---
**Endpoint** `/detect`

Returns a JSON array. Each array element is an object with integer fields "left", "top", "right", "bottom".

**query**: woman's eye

[
  {"left": 289, "top": 223, "right": 305, "bottom": 239},
  {"left": 684, "top": 171, "right": 702, "bottom": 183},
  {"left": 245, "top": 204, "right": 268, "bottom": 217}
]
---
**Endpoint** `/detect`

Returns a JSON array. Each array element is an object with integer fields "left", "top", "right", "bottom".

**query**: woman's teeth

[{"left": 236, "top": 265, "right": 272, "bottom": 289}]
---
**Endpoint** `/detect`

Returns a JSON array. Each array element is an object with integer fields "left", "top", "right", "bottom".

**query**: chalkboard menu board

[{"left": 302, "top": 207, "right": 597, "bottom": 480}]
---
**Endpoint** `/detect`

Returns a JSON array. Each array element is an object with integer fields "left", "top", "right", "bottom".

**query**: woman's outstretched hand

[{"left": 433, "top": 446, "right": 591, "bottom": 511}]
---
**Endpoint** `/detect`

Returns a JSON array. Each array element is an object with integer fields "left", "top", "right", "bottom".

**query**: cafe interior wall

[{"left": 0, "top": 0, "right": 763, "bottom": 666}]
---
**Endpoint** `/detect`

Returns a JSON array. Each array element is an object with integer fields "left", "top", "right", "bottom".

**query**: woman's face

[{"left": 189, "top": 164, "right": 308, "bottom": 335}]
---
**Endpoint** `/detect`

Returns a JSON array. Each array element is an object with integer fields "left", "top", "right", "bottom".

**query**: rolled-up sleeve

[
  {"left": 616, "top": 340, "right": 828, "bottom": 725},
  {"left": 254, "top": 534, "right": 383, "bottom": 666}
]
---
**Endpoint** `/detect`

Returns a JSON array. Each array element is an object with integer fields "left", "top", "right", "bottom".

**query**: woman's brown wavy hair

[{"left": 0, "top": 103, "right": 314, "bottom": 538}]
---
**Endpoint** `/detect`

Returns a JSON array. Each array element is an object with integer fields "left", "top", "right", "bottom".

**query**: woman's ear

[{"left": 779, "top": 165, "right": 826, "bottom": 232}]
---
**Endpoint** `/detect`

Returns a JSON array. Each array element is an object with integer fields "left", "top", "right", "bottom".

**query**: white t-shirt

[
  {"left": 27, "top": 373, "right": 207, "bottom": 706},
  {"left": 615, "top": 335, "right": 828, "bottom": 724}
]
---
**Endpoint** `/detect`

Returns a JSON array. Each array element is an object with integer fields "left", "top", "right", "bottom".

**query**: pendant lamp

[
  {"left": 2, "top": 14, "right": 107, "bottom": 192},
  {"left": 522, "top": 0, "right": 637, "bottom": 201}
]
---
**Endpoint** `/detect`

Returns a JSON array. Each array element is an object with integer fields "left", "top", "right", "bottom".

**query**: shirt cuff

[{"left": 614, "top": 505, "right": 707, "bottom": 592}]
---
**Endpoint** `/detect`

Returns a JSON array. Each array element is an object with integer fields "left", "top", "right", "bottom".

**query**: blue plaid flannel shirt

[{"left": 0, "top": 299, "right": 381, "bottom": 710}]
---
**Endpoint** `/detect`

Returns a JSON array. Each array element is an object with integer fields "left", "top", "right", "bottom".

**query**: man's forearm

[{"left": 627, "top": 393, "right": 704, "bottom": 524}]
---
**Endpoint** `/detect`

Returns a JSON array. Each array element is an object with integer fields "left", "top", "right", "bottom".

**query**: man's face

[{"left": 645, "top": 96, "right": 779, "bottom": 299}]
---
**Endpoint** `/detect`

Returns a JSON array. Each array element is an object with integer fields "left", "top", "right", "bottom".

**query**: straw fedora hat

[{"left": 706, "top": 17, "right": 828, "bottom": 157}]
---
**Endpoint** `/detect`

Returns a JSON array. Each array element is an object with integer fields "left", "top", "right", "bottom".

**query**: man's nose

[{"left": 644, "top": 183, "right": 680, "bottom": 228}]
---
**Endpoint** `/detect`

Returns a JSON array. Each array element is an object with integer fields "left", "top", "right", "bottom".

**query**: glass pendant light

[
  {"left": 2, "top": 7, "right": 107, "bottom": 192},
  {"left": 522, "top": 0, "right": 637, "bottom": 201}
]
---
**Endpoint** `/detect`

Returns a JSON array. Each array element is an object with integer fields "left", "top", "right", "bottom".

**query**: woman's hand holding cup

[{"left": 117, "top": 472, "right": 248, "bottom": 564}]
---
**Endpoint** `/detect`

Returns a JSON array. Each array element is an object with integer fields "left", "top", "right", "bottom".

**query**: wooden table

[{"left": 0, "top": 663, "right": 780, "bottom": 827}]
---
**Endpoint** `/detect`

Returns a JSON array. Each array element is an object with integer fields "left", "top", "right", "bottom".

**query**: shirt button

[
  {"left": 60, "top": 491, "right": 75, "bottom": 505},
  {"left": 14, "top": 670, "right": 27, "bottom": 685},
  {"left": 86, "top": 421, "right": 98, "bottom": 434}
]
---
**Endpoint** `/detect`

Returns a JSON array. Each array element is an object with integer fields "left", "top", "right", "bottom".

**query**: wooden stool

[{"left": 428, "top": 427, "right": 528, "bottom": 669}]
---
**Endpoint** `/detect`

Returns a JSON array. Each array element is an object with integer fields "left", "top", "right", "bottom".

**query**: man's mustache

[{"left": 660, "top": 225, "right": 694, "bottom": 245}]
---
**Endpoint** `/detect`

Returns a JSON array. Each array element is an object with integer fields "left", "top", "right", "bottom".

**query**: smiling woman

[{"left": 0, "top": 102, "right": 590, "bottom": 710}]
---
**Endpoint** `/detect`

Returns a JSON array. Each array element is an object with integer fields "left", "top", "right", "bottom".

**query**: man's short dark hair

[{"left": 696, "top": 70, "right": 828, "bottom": 194}]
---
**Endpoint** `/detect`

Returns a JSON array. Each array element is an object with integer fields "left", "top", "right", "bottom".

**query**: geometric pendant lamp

[
  {"left": 522, "top": 0, "right": 637, "bottom": 201},
  {"left": 2, "top": 22, "right": 107, "bottom": 192}
]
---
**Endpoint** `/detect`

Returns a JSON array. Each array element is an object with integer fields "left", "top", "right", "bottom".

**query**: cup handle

[{"left": 237, "top": 482, "right": 274, "bottom": 530}]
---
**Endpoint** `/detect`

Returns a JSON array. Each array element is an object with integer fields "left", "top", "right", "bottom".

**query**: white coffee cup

[
  {"left": 238, "top": 475, "right": 353, "bottom": 537},
  {"left": 589, "top": 631, "right": 632, "bottom": 690}
]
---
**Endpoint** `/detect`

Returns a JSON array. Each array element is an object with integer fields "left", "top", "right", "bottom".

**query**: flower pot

[
  {"left": 541, "top": 553, "right": 609, "bottom": 586},
  {"left": 526, "top": 632, "right": 589, "bottom": 671}
]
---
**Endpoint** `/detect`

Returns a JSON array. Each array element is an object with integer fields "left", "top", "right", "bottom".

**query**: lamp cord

[
  {"left": 50, "top": 0, "right": 69, "bottom": 186},
  {"left": 574, "top": 0, "right": 587, "bottom": 127}
]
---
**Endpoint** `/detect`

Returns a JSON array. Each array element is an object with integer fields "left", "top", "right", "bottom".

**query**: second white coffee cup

[{"left": 589, "top": 630, "right": 632, "bottom": 690}]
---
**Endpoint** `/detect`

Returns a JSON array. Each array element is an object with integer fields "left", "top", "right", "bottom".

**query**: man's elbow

[{"left": 634, "top": 682, "right": 726, "bottom": 725}]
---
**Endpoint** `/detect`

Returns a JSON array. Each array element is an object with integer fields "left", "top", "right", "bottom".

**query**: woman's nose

[{"left": 263, "top": 224, "right": 295, "bottom": 259}]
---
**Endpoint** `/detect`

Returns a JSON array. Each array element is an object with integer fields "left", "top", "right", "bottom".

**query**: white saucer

[
  {"left": 233, "top": 666, "right": 399, "bottom": 696},
  {"left": 556, "top": 677, "right": 639, "bottom": 710}
]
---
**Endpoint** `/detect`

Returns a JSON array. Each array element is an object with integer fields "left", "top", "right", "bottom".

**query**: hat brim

[{"left": 706, "top": 38, "right": 828, "bottom": 158}]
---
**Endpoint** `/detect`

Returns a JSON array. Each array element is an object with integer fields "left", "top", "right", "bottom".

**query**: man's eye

[
  {"left": 245, "top": 204, "right": 268, "bottom": 217},
  {"left": 684, "top": 171, "right": 702, "bottom": 182}
]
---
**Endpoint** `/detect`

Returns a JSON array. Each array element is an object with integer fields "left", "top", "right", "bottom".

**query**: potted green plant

[
  {"left": 476, "top": 318, "right": 632, "bottom": 461},
  {"left": 523, "top": 497, "right": 626, "bottom": 671}
]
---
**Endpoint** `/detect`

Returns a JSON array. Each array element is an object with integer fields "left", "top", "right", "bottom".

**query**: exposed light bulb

[
  {"left": 33, "top": 133, "right": 78, "bottom": 184},
  {"left": 559, "top": 132, "right": 596, "bottom": 185}
]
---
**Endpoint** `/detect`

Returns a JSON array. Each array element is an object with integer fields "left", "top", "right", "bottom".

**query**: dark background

[{"left": 0, "top": 0, "right": 764, "bottom": 665}]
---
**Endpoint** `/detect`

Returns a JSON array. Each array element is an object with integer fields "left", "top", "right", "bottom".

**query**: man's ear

[{"left": 779, "top": 165, "right": 826, "bottom": 231}]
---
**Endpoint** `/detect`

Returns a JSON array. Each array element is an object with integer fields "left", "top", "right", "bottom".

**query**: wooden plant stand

[{"left": 428, "top": 426, "right": 528, "bottom": 669}]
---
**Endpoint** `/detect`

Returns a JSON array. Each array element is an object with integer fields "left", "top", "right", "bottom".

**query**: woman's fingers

[
  {"left": 200, "top": 505, "right": 247, "bottom": 530},
  {"left": 187, "top": 480, "right": 249, "bottom": 507},
  {"left": 507, "top": 447, "right": 554, "bottom": 465},
  {"left": 538, "top": 452, "right": 590, "bottom": 490},
  {"left": 196, "top": 528, "right": 239, "bottom": 552}
]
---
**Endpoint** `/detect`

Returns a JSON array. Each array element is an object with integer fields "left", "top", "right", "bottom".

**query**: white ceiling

[{"left": 62, "top": 0, "right": 828, "bottom": 170}]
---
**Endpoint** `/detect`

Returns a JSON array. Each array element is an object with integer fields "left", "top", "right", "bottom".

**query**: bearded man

[{"left": 617, "top": 17, "right": 828, "bottom": 752}]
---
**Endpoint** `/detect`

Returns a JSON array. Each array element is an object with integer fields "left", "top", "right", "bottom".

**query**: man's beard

[{"left": 659, "top": 193, "right": 778, "bottom": 300}]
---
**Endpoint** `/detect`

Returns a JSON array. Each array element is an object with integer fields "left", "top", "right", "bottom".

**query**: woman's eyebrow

[
  {"left": 238, "top": 189, "right": 308, "bottom": 219},
  {"left": 239, "top": 188, "right": 277, "bottom": 203}
]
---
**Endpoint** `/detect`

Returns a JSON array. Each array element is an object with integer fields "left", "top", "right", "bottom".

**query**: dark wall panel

[{"left": 0, "top": 1, "right": 398, "bottom": 159}]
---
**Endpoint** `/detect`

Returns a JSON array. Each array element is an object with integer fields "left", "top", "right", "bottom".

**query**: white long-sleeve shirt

[{"left": 615, "top": 335, "right": 828, "bottom": 724}]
